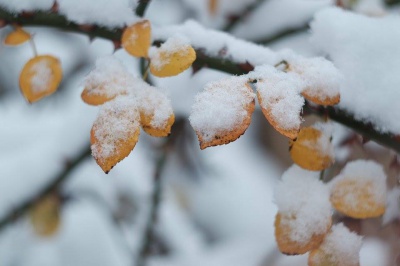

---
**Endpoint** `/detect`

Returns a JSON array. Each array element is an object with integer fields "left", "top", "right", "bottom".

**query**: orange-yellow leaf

[
  {"left": 19, "top": 55, "right": 62, "bottom": 103},
  {"left": 290, "top": 124, "right": 334, "bottom": 171},
  {"left": 149, "top": 36, "right": 196, "bottom": 77},
  {"left": 4, "top": 27, "right": 31, "bottom": 46},
  {"left": 275, "top": 213, "right": 331, "bottom": 255},
  {"left": 121, "top": 20, "right": 151, "bottom": 58},
  {"left": 302, "top": 89, "right": 340, "bottom": 106},
  {"left": 189, "top": 77, "right": 255, "bottom": 149},
  {"left": 136, "top": 84, "right": 175, "bottom": 137},
  {"left": 91, "top": 97, "right": 140, "bottom": 173},
  {"left": 29, "top": 194, "right": 60, "bottom": 237},
  {"left": 330, "top": 160, "right": 387, "bottom": 219}
]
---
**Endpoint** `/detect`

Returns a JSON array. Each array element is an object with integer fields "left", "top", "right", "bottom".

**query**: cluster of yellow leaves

[
  {"left": 3, "top": 26, "right": 62, "bottom": 103},
  {"left": 121, "top": 20, "right": 196, "bottom": 78},
  {"left": 81, "top": 64, "right": 174, "bottom": 173},
  {"left": 29, "top": 194, "right": 61, "bottom": 237}
]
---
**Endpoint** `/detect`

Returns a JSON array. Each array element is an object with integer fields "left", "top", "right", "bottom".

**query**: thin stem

[
  {"left": 0, "top": 146, "right": 92, "bottom": 231},
  {"left": 29, "top": 38, "right": 38, "bottom": 56},
  {"left": 223, "top": 0, "right": 267, "bottom": 32},
  {"left": 136, "top": 140, "right": 171, "bottom": 266},
  {"left": 136, "top": 0, "right": 152, "bottom": 17}
]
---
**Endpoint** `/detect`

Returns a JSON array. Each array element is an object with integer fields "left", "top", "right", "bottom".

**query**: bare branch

[
  {"left": 136, "top": 0, "right": 152, "bottom": 17},
  {"left": 223, "top": 0, "right": 267, "bottom": 32}
]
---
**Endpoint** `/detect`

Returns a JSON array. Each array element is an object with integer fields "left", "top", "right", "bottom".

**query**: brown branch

[
  {"left": 0, "top": 7, "right": 399, "bottom": 154},
  {"left": 0, "top": 146, "right": 92, "bottom": 231}
]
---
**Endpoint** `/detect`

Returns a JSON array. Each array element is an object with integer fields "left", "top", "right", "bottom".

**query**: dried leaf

[
  {"left": 29, "top": 194, "right": 60, "bottom": 237},
  {"left": 4, "top": 26, "right": 31, "bottom": 46},
  {"left": 275, "top": 213, "right": 331, "bottom": 255},
  {"left": 19, "top": 55, "right": 62, "bottom": 103},
  {"left": 121, "top": 20, "right": 151, "bottom": 58},
  {"left": 149, "top": 36, "right": 196, "bottom": 77},
  {"left": 290, "top": 125, "right": 334, "bottom": 171},
  {"left": 302, "top": 89, "right": 340, "bottom": 106},
  {"left": 91, "top": 97, "right": 141, "bottom": 173},
  {"left": 189, "top": 77, "right": 255, "bottom": 149}
]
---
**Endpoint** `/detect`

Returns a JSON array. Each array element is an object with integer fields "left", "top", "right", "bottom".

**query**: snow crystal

[
  {"left": 91, "top": 96, "right": 140, "bottom": 162},
  {"left": 153, "top": 20, "right": 281, "bottom": 67},
  {"left": 58, "top": 0, "right": 138, "bottom": 28},
  {"left": 0, "top": 0, "right": 54, "bottom": 12},
  {"left": 285, "top": 53, "right": 343, "bottom": 100},
  {"left": 189, "top": 76, "right": 255, "bottom": 142},
  {"left": 31, "top": 60, "right": 53, "bottom": 93},
  {"left": 148, "top": 35, "right": 192, "bottom": 71},
  {"left": 313, "top": 223, "right": 362, "bottom": 266},
  {"left": 252, "top": 65, "right": 304, "bottom": 131},
  {"left": 310, "top": 7, "right": 400, "bottom": 134},
  {"left": 133, "top": 81, "right": 173, "bottom": 128},
  {"left": 331, "top": 160, "right": 387, "bottom": 208},
  {"left": 274, "top": 165, "right": 331, "bottom": 244},
  {"left": 83, "top": 56, "right": 134, "bottom": 98}
]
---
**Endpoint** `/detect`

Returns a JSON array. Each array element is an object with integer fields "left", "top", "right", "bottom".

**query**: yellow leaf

[
  {"left": 29, "top": 194, "right": 60, "bottom": 237},
  {"left": 275, "top": 213, "right": 331, "bottom": 255},
  {"left": 290, "top": 125, "right": 334, "bottom": 171},
  {"left": 121, "top": 20, "right": 151, "bottom": 58},
  {"left": 4, "top": 26, "right": 31, "bottom": 46},
  {"left": 91, "top": 97, "right": 141, "bottom": 173},
  {"left": 208, "top": 0, "right": 218, "bottom": 16},
  {"left": 19, "top": 55, "right": 62, "bottom": 103},
  {"left": 149, "top": 37, "right": 196, "bottom": 77},
  {"left": 81, "top": 85, "right": 123, "bottom": 106},
  {"left": 136, "top": 84, "right": 175, "bottom": 137},
  {"left": 330, "top": 160, "right": 386, "bottom": 219}
]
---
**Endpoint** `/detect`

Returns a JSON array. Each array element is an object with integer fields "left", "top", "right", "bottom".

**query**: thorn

[
  {"left": 218, "top": 46, "right": 227, "bottom": 57},
  {"left": 112, "top": 40, "right": 121, "bottom": 51},
  {"left": 191, "top": 63, "right": 203, "bottom": 75},
  {"left": 238, "top": 61, "right": 254, "bottom": 73},
  {"left": 0, "top": 19, "right": 6, "bottom": 28},
  {"left": 361, "top": 136, "right": 370, "bottom": 144}
]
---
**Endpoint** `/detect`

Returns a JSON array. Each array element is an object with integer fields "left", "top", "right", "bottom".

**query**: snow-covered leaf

[{"left": 121, "top": 20, "right": 151, "bottom": 58}]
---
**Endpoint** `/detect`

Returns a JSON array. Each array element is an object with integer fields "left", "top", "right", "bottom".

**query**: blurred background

[{"left": 0, "top": 0, "right": 400, "bottom": 265}]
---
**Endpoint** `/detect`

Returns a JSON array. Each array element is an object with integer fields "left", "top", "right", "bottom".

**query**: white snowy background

[{"left": 0, "top": 0, "right": 399, "bottom": 265}]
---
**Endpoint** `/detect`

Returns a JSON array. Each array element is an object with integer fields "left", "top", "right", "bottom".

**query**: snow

[
  {"left": 0, "top": 0, "right": 54, "bottom": 12},
  {"left": 274, "top": 165, "right": 331, "bottom": 244},
  {"left": 91, "top": 96, "right": 140, "bottom": 162},
  {"left": 310, "top": 223, "right": 362, "bottom": 266},
  {"left": 310, "top": 122, "right": 334, "bottom": 159},
  {"left": 148, "top": 35, "right": 192, "bottom": 71},
  {"left": 252, "top": 65, "right": 304, "bottom": 131},
  {"left": 58, "top": 0, "right": 138, "bottom": 28},
  {"left": 311, "top": 7, "right": 400, "bottom": 134},
  {"left": 31, "top": 60, "right": 53, "bottom": 93},
  {"left": 189, "top": 76, "right": 255, "bottom": 142},
  {"left": 382, "top": 187, "right": 400, "bottom": 225}
]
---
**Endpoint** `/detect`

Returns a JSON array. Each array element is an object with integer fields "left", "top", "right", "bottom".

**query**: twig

[
  {"left": 1, "top": 7, "right": 400, "bottom": 153},
  {"left": 255, "top": 24, "right": 309, "bottom": 45},
  {"left": 223, "top": 0, "right": 267, "bottom": 32},
  {"left": 0, "top": 146, "right": 92, "bottom": 231},
  {"left": 136, "top": 0, "right": 152, "bottom": 17}
]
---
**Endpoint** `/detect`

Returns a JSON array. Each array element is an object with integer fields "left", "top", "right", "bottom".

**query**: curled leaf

[
  {"left": 149, "top": 36, "right": 196, "bottom": 77},
  {"left": 290, "top": 123, "right": 334, "bottom": 171},
  {"left": 29, "top": 194, "right": 60, "bottom": 237},
  {"left": 121, "top": 20, "right": 151, "bottom": 58},
  {"left": 91, "top": 97, "right": 140, "bottom": 173},
  {"left": 330, "top": 160, "right": 387, "bottom": 219},
  {"left": 19, "top": 55, "right": 62, "bottom": 103},
  {"left": 4, "top": 26, "right": 31, "bottom": 46},
  {"left": 189, "top": 76, "right": 255, "bottom": 149},
  {"left": 81, "top": 56, "right": 132, "bottom": 105}
]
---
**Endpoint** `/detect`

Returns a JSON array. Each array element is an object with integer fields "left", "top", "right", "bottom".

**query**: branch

[
  {"left": 0, "top": 146, "right": 92, "bottom": 231},
  {"left": 0, "top": 8, "right": 399, "bottom": 153},
  {"left": 222, "top": 0, "right": 267, "bottom": 32},
  {"left": 255, "top": 24, "right": 308, "bottom": 44},
  {"left": 136, "top": 0, "right": 152, "bottom": 17}
]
